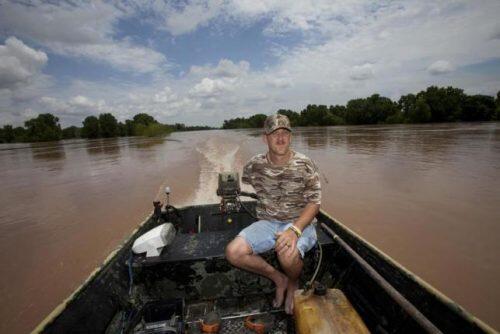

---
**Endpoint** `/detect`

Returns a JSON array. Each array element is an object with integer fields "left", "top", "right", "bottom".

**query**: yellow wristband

[{"left": 288, "top": 225, "right": 302, "bottom": 238}]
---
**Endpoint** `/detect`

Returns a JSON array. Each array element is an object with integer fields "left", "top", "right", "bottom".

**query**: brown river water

[{"left": 0, "top": 123, "right": 499, "bottom": 333}]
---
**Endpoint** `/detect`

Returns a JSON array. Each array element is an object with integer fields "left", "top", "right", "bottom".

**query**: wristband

[{"left": 288, "top": 225, "right": 302, "bottom": 238}]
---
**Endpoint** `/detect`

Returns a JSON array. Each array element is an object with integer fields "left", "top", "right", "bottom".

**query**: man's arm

[{"left": 292, "top": 202, "right": 320, "bottom": 232}]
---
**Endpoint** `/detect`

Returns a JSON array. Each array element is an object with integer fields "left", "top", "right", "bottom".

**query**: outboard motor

[{"left": 217, "top": 172, "right": 241, "bottom": 214}]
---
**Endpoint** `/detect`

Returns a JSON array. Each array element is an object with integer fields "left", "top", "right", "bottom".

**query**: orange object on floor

[
  {"left": 200, "top": 311, "right": 221, "bottom": 333},
  {"left": 200, "top": 321, "right": 220, "bottom": 333},
  {"left": 244, "top": 315, "right": 272, "bottom": 334}
]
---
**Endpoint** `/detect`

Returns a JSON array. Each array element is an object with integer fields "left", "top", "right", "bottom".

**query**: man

[{"left": 225, "top": 114, "right": 321, "bottom": 314}]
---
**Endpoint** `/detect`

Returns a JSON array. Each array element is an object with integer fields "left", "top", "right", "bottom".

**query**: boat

[{"left": 33, "top": 173, "right": 496, "bottom": 334}]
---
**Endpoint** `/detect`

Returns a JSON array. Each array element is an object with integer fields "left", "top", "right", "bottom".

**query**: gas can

[{"left": 293, "top": 286, "right": 370, "bottom": 334}]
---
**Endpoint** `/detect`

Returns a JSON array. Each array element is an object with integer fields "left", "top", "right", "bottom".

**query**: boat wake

[{"left": 191, "top": 136, "right": 243, "bottom": 204}]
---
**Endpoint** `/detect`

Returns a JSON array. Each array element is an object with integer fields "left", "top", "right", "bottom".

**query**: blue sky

[{"left": 0, "top": 0, "right": 499, "bottom": 127}]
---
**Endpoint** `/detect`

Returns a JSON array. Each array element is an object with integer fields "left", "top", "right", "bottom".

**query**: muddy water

[{"left": 0, "top": 123, "right": 499, "bottom": 333}]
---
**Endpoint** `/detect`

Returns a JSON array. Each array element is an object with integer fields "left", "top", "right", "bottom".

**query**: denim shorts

[{"left": 238, "top": 220, "right": 317, "bottom": 258}]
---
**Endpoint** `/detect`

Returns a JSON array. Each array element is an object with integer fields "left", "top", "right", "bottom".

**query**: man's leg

[
  {"left": 225, "top": 236, "right": 288, "bottom": 307},
  {"left": 277, "top": 222, "right": 318, "bottom": 314},
  {"left": 277, "top": 249, "right": 303, "bottom": 314}
]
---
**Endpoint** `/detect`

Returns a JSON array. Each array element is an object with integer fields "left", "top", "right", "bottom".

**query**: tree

[
  {"left": 496, "top": 91, "right": 500, "bottom": 120},
  {"left": 141, "top": 123, "right": 174, "bottom": 137},
  {"left": 385, "top": 110, "right": 405, "bottom": 124},
  {"left": 62, "top": 126, "right": 80, "bottom": 139},
  {"left": 224, "top": 117, "right": 243, "bottom": 129},
  {"left": 346, "top": 98, "right": 369, "bottom": 124},
  {"left": 461, "top": 95, "right": 496, "bottom": 121},
  {"left": 400, "top": 94, "right": 431, "bottom": 123},
  {"left": 13, "top": 127, "right": 27, "bottom": 142},
  {"left": 412, "top": 97, "right": 432, "bottom": 123},
  {"left": 300, "top": 105, "right": 338, "bottom": 126},
  {"left": 133, "top": 113, "right": 157, "bottom": 126},
  {"left": 0, "top": 125, "right": 15, "bottom": 143},
  {"left": 398, "top": 93, "right": 416, "bottom": 120},
  {"left": 345, "top": 94, "right": 398, "bottom": 124},
  {"left": 24, "top": 113, "right": 62, "bottom": 142},
  {"left": 329, "top": 105, "right": 346, "bottom": 124},
  {"left": 247, "top": 114, "right": 267, "bottom": 128},
  {"left": 323, "top": 112, "right": 345, "bottom": 125},
  {"left": 368, "top": 94, "right": 399, "bottom": 123},
  {"left": 117, "top": 122, "right": 127, "bottom": 136},
  {"left": 81, "top": 116, "right": 100, "bottom": 138},
  {"left": 125, "top": 120, "right": 135, "bottom": 136},
  {"left": 174, "top": 123, "right": 186, "bottom": 131},
  {"left": 417, "top": 86, "right": 466, "bottom": 122},
  {"left": 277, "top": 109, "right": 301, "bottom": 126},
  {"left": 98, "top": 113, "right": 118, "bottom": 137}
]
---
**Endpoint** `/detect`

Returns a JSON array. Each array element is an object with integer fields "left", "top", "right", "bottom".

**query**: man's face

[{"left": 264, "top": 128, "right": 292, "bottom": 156}]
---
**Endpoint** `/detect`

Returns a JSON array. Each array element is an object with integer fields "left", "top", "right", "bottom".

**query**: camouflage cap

[{"left": 263, "top": 114, "right": 292, "bottom": 134}]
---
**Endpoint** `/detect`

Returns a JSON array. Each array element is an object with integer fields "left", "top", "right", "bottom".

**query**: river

[{"left": 0, "top": 122, "right": 499, "bottom": 333}]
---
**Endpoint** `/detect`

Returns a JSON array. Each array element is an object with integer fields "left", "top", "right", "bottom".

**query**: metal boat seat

[{"left": 131, "top": 225, "right": 333, "bottom": 267}]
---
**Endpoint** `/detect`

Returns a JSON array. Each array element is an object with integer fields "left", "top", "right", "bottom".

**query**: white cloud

[
  {"left": 249, "top": 0, "right": 500, "bottom": 106},
  {"left": 0, "top": 1, "right": 167, "bottom": 74},
  {"left": 350, "top": 63, "right": 374, "bottom": 81},
  {"left": 153, "top": 87, "right": 177, "bottom": 103},
  {"left": 427, "top": 60, "right": 455, "bottom": 75},
  {"left": 2, "top": 0, "right": 500, "bottom": 128},
  {"left": 164, "top": 0, "right": 224, "bottom": 36},
  {"left": 266, "top": 77, "right": 292, "bottom": 88},
  {"left": 0, "top": 37, "right": 48, "bottom": 90},
  {"left": 121, "top": 85, "right": 201, "bottom": 121},
  {"left": 69, "top": 95, "right": 106, "bottom": 110},
  {"left": 214, "top": 59, "right": 250, "bottom": 78},
  {"left": 157, "top": 0, "right": 368, "bottom": 37},
  {"left": 55, "top": 42, "right": 167, "bottom": 74},
  {"left": 490, "top": 24, "right": 500, "bottom": 40},
  {"left": 190, "top": 59, "right": 250, "bottom": 78},
  {"left": 189, "top": 78, "right": 234, "bottom": 97},
  {"left": 39, "top": 95, "right": 108, "bottom": 117}
]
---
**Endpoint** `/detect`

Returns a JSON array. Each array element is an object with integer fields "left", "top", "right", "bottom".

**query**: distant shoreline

[
  {"left": 2, "top": 85, "right": 499, "bottom": 144},
  {"left": 2, "top": 120, "right": 498, "bottom": 145}
]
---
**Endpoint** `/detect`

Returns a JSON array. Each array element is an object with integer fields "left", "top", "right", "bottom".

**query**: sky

[{"left": 0, "top": 0, "right": 499, "bottom": 127}]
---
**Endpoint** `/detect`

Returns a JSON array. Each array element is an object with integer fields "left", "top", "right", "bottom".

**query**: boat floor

[{"left": 184, "top": 295, "right": 292, "bottom": 333}]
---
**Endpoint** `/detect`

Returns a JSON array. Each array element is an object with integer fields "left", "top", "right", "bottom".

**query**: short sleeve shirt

[{"left": 242, "top": 151, "right": 321, "bottom": 222}]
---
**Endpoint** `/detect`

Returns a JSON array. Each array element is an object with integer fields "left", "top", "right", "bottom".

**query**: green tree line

[
  {"left": 222, "top": 86, "right": 500, "bottom": 129},
  {"left": 0, "top": 112, "right": 212, "bottom": 143}
]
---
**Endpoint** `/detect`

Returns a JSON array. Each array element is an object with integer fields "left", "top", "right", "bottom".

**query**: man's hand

[
  {"left": 274, "top": 204, "right": 319, "bottom": 258},
  {"left": 275, "top": 229, "right": 298, "bottom": 257}
]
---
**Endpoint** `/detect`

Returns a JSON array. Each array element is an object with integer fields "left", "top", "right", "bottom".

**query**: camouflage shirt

[{"left": 242, "top": 151, "right": 321, "bottom": 222}]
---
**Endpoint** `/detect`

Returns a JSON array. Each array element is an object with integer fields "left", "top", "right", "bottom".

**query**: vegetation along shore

[
  {"left": 1, "top": 85, "right": 499, "bottom": 144},
  {"left": 223, "top": 86, "right": 500, "bottom": 129}
]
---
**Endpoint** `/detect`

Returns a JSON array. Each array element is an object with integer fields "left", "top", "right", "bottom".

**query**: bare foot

[
  {"left": 285, "top": 280, "right": 298, "bottom": 315},
  {"left": 272, "top": 273, "right": 288, "bottom": 308}
]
